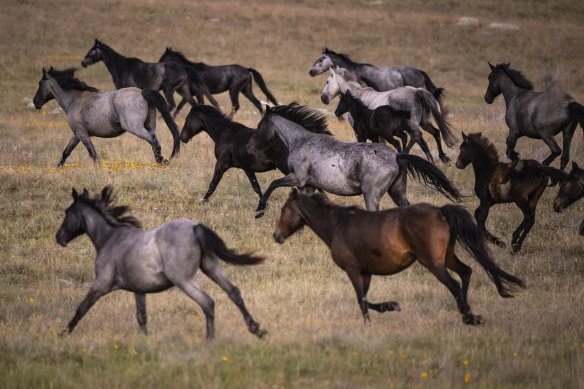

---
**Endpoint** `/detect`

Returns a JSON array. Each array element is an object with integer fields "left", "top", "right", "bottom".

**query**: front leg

[
  {"left": 62, "top": 287, "right": 108, "bottom": 335},
  {"left": 255, "top": 173, "right": 300, "bottom": 218},
  {"left": 474, "top": 201, "right": 506, "bottom": 248},
  {"left": 505, "top": 133, "right": 520, "bottom": 161},
  {"left": 135, "top": 293, "right": 148, "bottom": 335},
  {"left": 244, "top": 170, "right": 263, "bottom": 198},
  {"left": 58, "top": 135, "right": 81, "bottom": 167},
  {"left": 201, "top": 162, "right": 229, "bottom": 203}
]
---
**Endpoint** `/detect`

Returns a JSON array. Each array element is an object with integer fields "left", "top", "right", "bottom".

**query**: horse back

[{"left": 488, "top": 160, "right": 548, "bottom": 202}]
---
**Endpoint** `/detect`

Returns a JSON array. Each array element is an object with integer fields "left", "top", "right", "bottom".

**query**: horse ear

[
  {"left": 488, "top": 62, "right": 496, "bottom": 72},
  {"left": 72, "top": 188, "right": 78, "bottom": 200},
  {"left": 42, "top": 67, "right": 47, "bottom": 76},
  {"left": 290, "top": 188, "right": 299, "bottom": 199},
  {"left": 462, "top": 131, "right": 469, "bottom": 141},
  {"left": 323, "top": 48, "right": 328, "bottom": 53},
  {"left": 572, "top": 161, "right": 579, "bottom": 172},
  {"left": 82, "top": 188, "right": 89, "bottom": 198}
]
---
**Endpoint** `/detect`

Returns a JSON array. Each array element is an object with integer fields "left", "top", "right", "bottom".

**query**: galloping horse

[
  {"left": 274, "top": 189, "right": 524, "bottom": 325},
  {"left": 247, "top": 103, "right": 461, "bottom": 218},
  {"left": 485, "top": 62, "right": 584, "bottom": 169},
  {"left": 33, "top": 67, "right": 180, "bottom": 165},
  {"left": 56, "top": 186, "right": 268, "bottom": 340},
  {"left": 553, "top": 162, "right": 584, "bottom": 235},
  {"left": 159, "top": 47, "right": 278, "bottom": 116},
  {"left": 456, "top": 132, "right": 566, "bottom": 252},
  {"left": 321, "top": 67, "right": 456, "bottom": 162},
  {"left": 180, "top": 104, "right": 288, "bottom": 202},
  {"left": 81, "top": 39, "right": 218, "bottom": 113}
]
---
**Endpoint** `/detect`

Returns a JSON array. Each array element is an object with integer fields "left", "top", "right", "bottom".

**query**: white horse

[{"left": 321, "top": 67, "right": 456, "bottom": 162}]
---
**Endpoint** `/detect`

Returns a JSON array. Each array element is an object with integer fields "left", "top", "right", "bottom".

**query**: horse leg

[
  {"left": 541, "top": 134, "right": 562, "bottom": 166},
  {"left": 244, "top": 170, "right": 263, "bottom": 198},
  {"left": 176, "top": 280, "right": 216, "bottom": 340},
  {"left": 408, "top": 125, "right": 434, "bottom": 162},
  {"left": 361, "top": 273, "right": 401, "bottom": 313},
  {"left": 202, "top": 162, "right": 229, "bottom": 203},
  {"left": 505, "top": 133, "right": 520, "bottom": 161},
  {"left": 63, "top": 286, "right": 109, "bottom": 335},
  {"left": 511, "top": 181, "right": 545, "bottom": 252},
  {"left": 201, "top": 255, "right": 267, "bottom": 339},
  {"left": 445, "top": 249, "right": 472, "bottom": 314},
  {"left": 173, "top": 97, "right": 189, "bottom": 119},
  {"left": 474, "top": 201, "right": 506, "bottom": 248},
  {"left": 560, "top": 122, "right": 577, "bottom": 170},
  {"left": 345, "top": 267, "right": 371, "bottom": 323},
  {"left": 77, "top": 134, "right": 98, "bottom": 162},
  {"left": 240, "top": 81, "right": 264, "bottom": 114},
  {"left": 124, "top": 122, "right": 166, "bottom": 164},
  {"left": 162, "top": 87, "right": 178, "bottom": 112},
  {"left": 58, "top": 135, "right": 81, "bottom": 167},
  {"left": 387, "top": 169, "right": 410, "bottom": 207},
  {"left": 228, "top": 88, "right": 242, "bottom": 116},
  {"left": 362, "top": 187, "right": 385, "bottom": 211},
  {"left": 420, "top": 122, "right": 448, "bottom": 162},
  {"left": 135, "top": 293, "right": 148, "bottom": 335},
  {"left": 255, "top": 174, "right": 300, "bottom": 218}
]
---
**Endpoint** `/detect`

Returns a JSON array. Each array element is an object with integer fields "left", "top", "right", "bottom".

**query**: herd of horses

[{"left": 33, "top": 41, "right": 584, "bottom": 340}]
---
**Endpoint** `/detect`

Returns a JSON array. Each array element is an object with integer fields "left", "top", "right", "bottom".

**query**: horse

[
  {"left": 180, "top": 104, "right": 289, "bottom": 202},
  {"left": 335, "top": 90, "right": 438, "bottom": 160},
  {"left": 309, "top": 48, "right": 442, "bottom": 95},
  {"left": 81, "top": 39, "right": 219, "bottom": 114},
  {"left": 553, "top": 162, "right": 584, "bottom": 235},
  {"left": 455, "top": 132, "right": 566, "bottom": 252},
  {"left": 56, "top": 186, "right": 268, "bottom": 340},
  {"left": 485, "top": 62, "right": 584, "bottom": 170},
  {"left": 247, "top": 103, "right": 462, "bottom": 218},
  {"left": 321, "top": 67, "right": 456, "bottom": 163},
  {"left": 33, "top": 67, "right": 180, "bottom": 166},
  {"left": 274, "top": 189, "right": 524, "bottom": 325},
  {"left": 159, "top": 47, "right": 279, "bottom": 116}
]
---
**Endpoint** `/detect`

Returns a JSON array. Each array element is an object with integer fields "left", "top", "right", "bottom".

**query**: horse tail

[
  {"left": 416, "top": 89, "right": 456, "bottom": 147},
  {"left": 396, "top": 153, "right": 462, "bottom": 202},
  {"left": 187, "top": 68, "right": 220, "bottom": 109},
  {"left": 420, "top": 70, "right": 437, "bottom": 93},
  {"left": 248, "top": 68, "right": 279, "bottom": 106},
  {"left": 440, "top": 204, "right": 525, "bottom": 298},
  {"left": 141, "top": 89, "right": 180, "bottom": 159},
  {"left": 569, "top": 101, "right": 584, "bottom": 136},
  {"left": 194, "top": 224, "right": 265, "bottom": 266}
]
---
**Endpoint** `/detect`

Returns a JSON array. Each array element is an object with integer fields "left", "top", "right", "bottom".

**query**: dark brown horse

[
  {"left": 274, "top": 189, "right": 524, "bottom": 325},
  {"left": 180, "top": 105, "right": 288, "bottom": 202},
  {"left": 456, "top": 132, "right": 566, "bottom": 252},
  {"left": 553, "top": 162, "right": 584, "bottom": 235}
]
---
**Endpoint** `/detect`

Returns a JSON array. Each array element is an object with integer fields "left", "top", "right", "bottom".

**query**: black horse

[
  {"left": 81, "top": 39, "right": 218, "bottom": 113},
  {"left": 158, "top": 47, "right": 278, "bottom": 116},
  {"left": 180, "top": 105, "right": 289, "bottom": 202},
  {"left": 553, "top": 162, "right": 584, "bottom": 235}
]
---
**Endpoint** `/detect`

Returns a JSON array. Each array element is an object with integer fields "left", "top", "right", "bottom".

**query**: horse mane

[
  {"left": 163, "top": 48, "right": 208, "bottom": 70},
  {"left": 266, "top": 102, "right": 332, "bottom": 135},
  {"left": 334, "top": 67, "right": 368, "bottom": 87},
  {"left": 324, "top": 48, "right": 373, "bottom": 68},
  {"left": 467, "top": 132, "right": 500, "bottom": 164},
  {"left": 496, "top": 63, "right": 534, "bottom": 90},
  {"left": 192, "top": 104, "right": 237, "bottom": 127},
  {"left": 78, "top": 186, "right": 142, "bottom": 228},
  {"left": 48, "top": 67, "right": 99, "bottom": 92}
]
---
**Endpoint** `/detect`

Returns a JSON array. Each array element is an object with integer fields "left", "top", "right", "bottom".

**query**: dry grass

[{"left": 1, "top": 0, "right": 584, "bottom": 388}]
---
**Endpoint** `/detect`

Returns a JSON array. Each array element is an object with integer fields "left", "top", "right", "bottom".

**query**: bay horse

[
  {"left": 335, "top": 91, "right": 437, "bottom": 159},
  {"left": 159, "top": 47, "right": 279, "bottom": 116},
  {"left": 247, "top": 103, "right": 462, "bottom": 218},
  {"left": 81, "top": 39, "right": 219, "bottom": 114},
  {"left": 56, "top": 186, "right": 268, "bottom": 340},
  {"left": 456, "top": 132, "right": 566, "bottom": 252},
  {"left": 553, "top": 162, "right": 584, "bottom": 235},
  {"left": 274, "top": 189, "right": 524, "bottom": 325},
  {"left": 321, "top": 67, "right": 455, "bottom": 162},
  {"left": 485, "top": 62, "right": 584, "bottom": 170},
  {"left": 33, "top": 67, "right": 180, "bottom": 166},
  {"left": 180, "top": 104, "right": 288, "bottom": 202}
]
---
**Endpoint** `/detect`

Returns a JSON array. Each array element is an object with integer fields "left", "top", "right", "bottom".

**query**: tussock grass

[{"left": 1, "top": 0, "right": 584, "bottom": 388}]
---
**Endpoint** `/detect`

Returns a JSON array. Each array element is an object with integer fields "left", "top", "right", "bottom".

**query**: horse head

[
  {"left": 309, "top": 48, "right": 334, "bottom": 77},
  {"left": 554, "top": 162, "right": 584, "bottom": 212},
  {"left": 82, "top": 39, "right": 104, "bottom": 67},
  {"left": 56, "top": 188, "right": 89, "bottom": 247},
  {"left": 273, "top": 188, "right": 306, "bottom": 244},
  {"left": 455, "top": 132, "right": 473, "bottom": 169},
  {"left": 180, "top": 106, "right": 205, "bottom": 143},
  {"left": 321, "top": 67, "right": 344, "bottom": 104},
  {"left": 33, "top": 67, "right": 56, "bottom": 109}
]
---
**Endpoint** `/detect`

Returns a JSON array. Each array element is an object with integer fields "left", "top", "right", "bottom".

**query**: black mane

[
  {"left": 161, "top": 48, "right": 209, "bottom": 70},
  {"left": 496, "top": 63, "right": 534, "bottom": 90},
  {"left": 467, "top": 132, "right": 500, "bottom": 164},
  {"left": 266, "top": 103, "right": 331, "bottom": 135},
  {"left": 192, "top": 104, "right": 238, "bottom": 127},
  {"left": 48, "top": 67, "right": 99, "bottom": 92},
  {"left": 78, "top": 186, "right": 142, "bottom": 228},
  {"left": 324, "top": 48, "right": 373, "bottom": 68}
]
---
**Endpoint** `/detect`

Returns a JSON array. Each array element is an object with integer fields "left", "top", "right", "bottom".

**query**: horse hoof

[
  {"left": 162, "top": 159, "right": 170, "bottom": 165},
  {"left": 384, "top": 301, "right": 401, "bottom": 312},
  {"left": 440, "top": 155, "right": 451, "bottom": 163},
  {"left": 199, "top": 198, "right": 209, "bottom": 205},
  {"left": 463, "top": 313, "right": 484, "bottom": 325},
  {"left": 495, "top": 240, "right": 506, "bottom": 249},
  {"left": 511, "top": 243, "right": 521, "bottom": 253},
  {"left": 255, "top": 210, "right": 265, "bottom": 219},
  {"left": 256, "top": 329, "right": 269, "bottom": 340},
  {"left": 59, "top": 327, "right": 69, "bottom": 337}
]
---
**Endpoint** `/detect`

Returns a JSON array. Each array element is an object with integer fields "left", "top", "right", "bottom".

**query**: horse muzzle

[
  {"left": 321, "top": 93, "right": 330, "bottom": 105},
  {"left": 484, "top": 94, "right": 494, "bottom": 104},
  {"left": 273, "top": 231, "right": 285, "bottom": 244},
  {"left": 81, "top": 59, "right": 92, "bottom": 68},
  {"left": 55, "top": 230, "right": 68, "bottom": 247},
  {"left": 553, "top": 201, "right": 564, "bottom": 213}
]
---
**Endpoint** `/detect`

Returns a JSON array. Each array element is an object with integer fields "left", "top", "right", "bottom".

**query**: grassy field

[{"left": 1, "top": 0, "right": 584, "bottom": 388}]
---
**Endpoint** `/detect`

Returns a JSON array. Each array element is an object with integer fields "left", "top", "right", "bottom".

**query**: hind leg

[
  {"left": 560, "top": 122, "right": 577, "bottom": 170},
  {"left": 135, "top": 293, "right": 148, "bottom": 335},
  {"left": 244, "top": 170, "right": 263, "bottom": 199},
  {"left": 541, "top": 134, "right": 562, "bottom": 166},
  {"left": 201, "top": 255, "right": 267, "bottom": 339},
  {"left": 240, "top": 81, "right": 263, "bottom": 114},
  {"left": 228, "top": 88, "right": 242, "bottom": 115},
  {"left": 176, "top": 280, "right": 216, "bottom": 340},
  {"left": 421, "top": 121, "right": 449, "bottom": 162},
  {"left": 511, "top": 182, "right": 545, "bottom": 252},
  {"left": 409, "top": 126, "right": 434, "bottom": 162},
  {"left": 124, "top": 118, "right": 166, "bottom": 164},
  {"left": 387, "top": 170, "right": 410, "bottom": 207},
  {"left": 445, "top": 248, "right": 472, "bottom": 314}
]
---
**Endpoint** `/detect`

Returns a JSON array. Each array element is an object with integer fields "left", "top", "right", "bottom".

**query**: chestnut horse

[
  {"left": 273, "top": 189, "right": 524, "bottom": 325},
  {"left": 553, "top": 162, "right": 584, "bottom": 235}
]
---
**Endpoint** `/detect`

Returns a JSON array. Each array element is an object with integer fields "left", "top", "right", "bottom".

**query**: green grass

[{"left": 1, "top": 0, "right": 584, "bottom": 388}]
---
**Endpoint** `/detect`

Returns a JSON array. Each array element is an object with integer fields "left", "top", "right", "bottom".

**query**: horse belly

[
  {"left": 118, "top": 236, "right": 173, "bottom": 293},
  {"left": 310, "top": 162, "right": 362, "bottom": 195}
]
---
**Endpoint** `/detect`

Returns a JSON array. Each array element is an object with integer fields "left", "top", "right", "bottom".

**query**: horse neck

[
  {"left": 78, "top": 203, "right": 121, "bottom": 250},
  {"left": 344, "top": 82, "right": 376, "bottom": 105},
  {"left": 99, "top": 45, "right": 132, "bottom": 87},
  {"left": 198, "top": 114, "right": 223, "bottom": 142},
  {"left": 468, "top": 143, "right": 499, "bottom": 184},
  {"left": 270, "top": 116, "right": 311, "bottom": 148},
  {"left": 47, "top": 80, "right": 83, "bottom": 114},
  {"left": 330, "top": 54, "right": 361, "bottom": 72},
  {"left": 497, "top": 73, "right": 526, "bottom": 104},
  {"left": 298, "top": 198, "right": 338, "bottom": 247},
  {"left": 345, "top": 98, "right": 366, "bottom": 120}
]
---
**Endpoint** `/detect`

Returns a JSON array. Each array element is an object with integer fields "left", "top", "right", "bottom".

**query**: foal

[
  {"left": 456, "top": 132, "right": 566, "bottom": 252},
  {"left": 553, "top": 162, "right": 584, "bottom": 235},
  {"left": 274, "top": 189, "right": 524, "bottom": 325},
  {"left": 56, "top": 186, "right": 267, "bottom": 340}
]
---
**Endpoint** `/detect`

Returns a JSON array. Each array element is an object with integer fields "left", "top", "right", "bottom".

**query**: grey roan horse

[
  {"left": 81, "top": 39, "right": 218, "bottom": 114},
  {"left": 485, "top": 62, "right": 584, "bottom": 170},
  {"left": 56, "top": 186, "right": 268, "bottom": 340},
  {"left": 33, "top": 67, "right": 180, "bottom": 166},
  {"left": 247, "top": 103, "right": 462, "bottom": 218}
]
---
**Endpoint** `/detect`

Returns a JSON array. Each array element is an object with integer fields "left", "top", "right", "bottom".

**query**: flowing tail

[
  {"left": 141, "top": 89, "right": 180, "bottom": 158},
  {"left": 248, "top": 68, "right": 279, "bottom": 106},
  {"left": 416, "top": 89, "right": 457, "bottom": 147},
  {"left": 194, "top": 224, "right": 265, "bottom": 265},
  {"left": 569, "top": 101, "right": 584, "bottom": 137},
  {"left": 440, "top": 204, "right": 525, "bottom": 297},
  {"left": 397, "top": 153, "right": 462, "bottom": 202}
]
